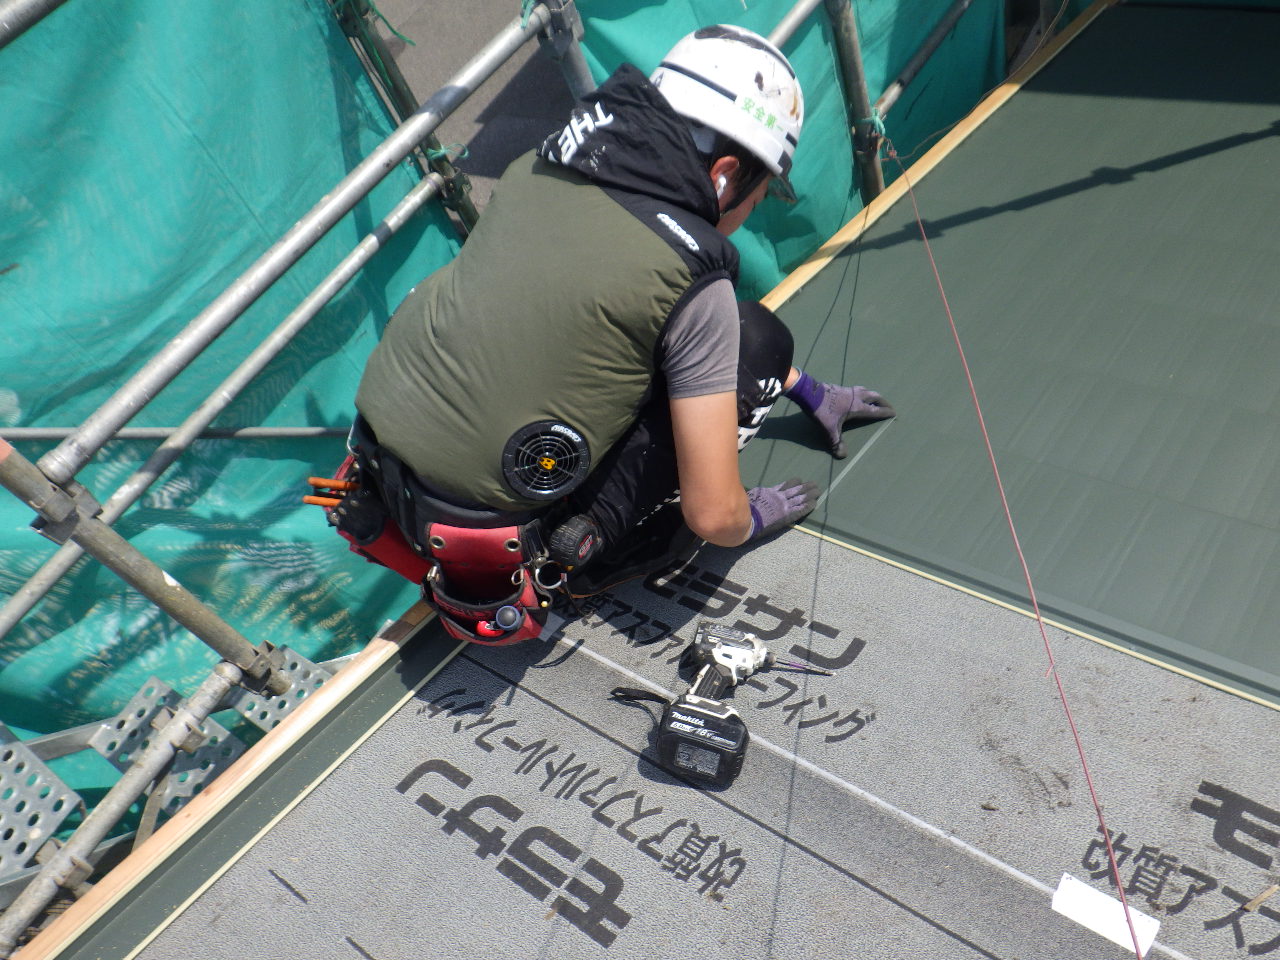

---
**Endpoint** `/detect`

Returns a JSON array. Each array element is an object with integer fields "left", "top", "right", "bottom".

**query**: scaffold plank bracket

[
  {"left": 223, "top": 646, "right": 329, "bottom": 734},
  {"left": 87, "top": 678, "right": 247, "bottom": 811},
  {"left": 0, "top": 725, "right": 82, "bottom": 883}
]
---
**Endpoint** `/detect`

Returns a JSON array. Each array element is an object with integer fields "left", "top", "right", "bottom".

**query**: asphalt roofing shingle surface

[{"left": 139, "top": 530, "right": 1280, "bottom": 959}]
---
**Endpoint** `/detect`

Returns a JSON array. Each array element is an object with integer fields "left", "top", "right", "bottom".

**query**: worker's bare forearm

[
  {"left": 682, "top": 489, "right": 752, "bottom": 547},
  {"left": 670, "top": 391, "right": 752, "bottom": 547}
]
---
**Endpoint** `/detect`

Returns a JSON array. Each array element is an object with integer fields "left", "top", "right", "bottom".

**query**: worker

[{"left": 332, "top": 25, "right": 894, "bottom": 644}]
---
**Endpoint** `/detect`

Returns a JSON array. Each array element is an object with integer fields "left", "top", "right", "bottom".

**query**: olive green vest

[{"left": 356, "top": 154, "right": 733, "bottom": 511}]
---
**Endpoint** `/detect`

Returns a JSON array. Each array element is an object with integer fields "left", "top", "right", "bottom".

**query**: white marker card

[{"left": 1052, "top": 872, "right": 1160, "bottom": 955}]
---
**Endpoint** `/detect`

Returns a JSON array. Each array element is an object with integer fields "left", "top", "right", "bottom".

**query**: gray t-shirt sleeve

[{"left": 659, "top": 278, "right": 739, "bottom": 399}]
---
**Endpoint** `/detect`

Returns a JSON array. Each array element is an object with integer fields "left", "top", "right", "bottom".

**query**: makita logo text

[
  {"left": 554, "top": 102, "right": 614, "bottom": 163},
  {"left": 670, "top": 710, "right": 705, "bottom": 727},
  {"left": 656, "top": 213, "right": 699, "bottom": 251}
]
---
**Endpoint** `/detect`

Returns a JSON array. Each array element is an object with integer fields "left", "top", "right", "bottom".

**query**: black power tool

[{"left": 614, "top": 621, "right": 829, "bottom": 789}]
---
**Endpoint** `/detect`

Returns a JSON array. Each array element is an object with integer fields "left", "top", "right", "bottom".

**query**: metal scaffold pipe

[
  {"left": 0, "top": 175, "right": 444, "bottom": 640},
  {"left": 35, "top": 4, "right": 551, "bottom": 489},
  {"left": 769, "top": 0, "right": 885, "bottom": 202},
  {"left": 768, "top": 0, "right": 824, "bottom": 47},
  {"left": 0, "top": 663, "right": 243, "bottom": 957},
  {"left": 1, "top": 427, "right": 347, "bottom": 440},
  {"left": 552, "top": 34, "right": 595, "bottom": 100},
  {"left": 336, "top": 0, "right": 480, "bottom": 234},
  {"left": 823, "top": 0, "right": 886, "bottom": 201},
  {"left": 875, "top": 0, "right": 975, "bottom": 117},
  {"left": 0, "top": 0, "right": 69, "bottom": 50},
  {"left": 0, "top": 440, "right": 287, "bottom": 695},
  {"left": 537, "top": 0, "right": 596, "bottom": 101}
]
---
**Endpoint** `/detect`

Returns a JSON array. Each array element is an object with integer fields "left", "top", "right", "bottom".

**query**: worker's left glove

[
  {"left": 787, "top": 371, "right": 896, "bottom": 459},
  {"left": 747, "top": 478, "right": 820, "bottom": 541}
]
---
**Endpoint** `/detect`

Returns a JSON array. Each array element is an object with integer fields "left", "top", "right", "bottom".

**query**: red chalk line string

[{"left": 884, "top": 141, "right": 1147, "bottom": 959}]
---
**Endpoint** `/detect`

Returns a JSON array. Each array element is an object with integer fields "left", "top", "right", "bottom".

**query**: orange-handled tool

[{"left": 307, "top": 476, "right": 358, "bottom": 491}]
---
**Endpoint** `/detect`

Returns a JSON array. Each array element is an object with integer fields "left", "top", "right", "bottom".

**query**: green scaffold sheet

[{"left": 0, "top": 0, "right": 459, "bottom": 750}]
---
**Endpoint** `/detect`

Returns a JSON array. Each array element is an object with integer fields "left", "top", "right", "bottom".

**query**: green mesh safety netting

[
  {"left": 0, "top": 0, "right": 459, "bottom": 772},
  {"left": 575, "top": 0, "right": 1006, "bottom": 300}
]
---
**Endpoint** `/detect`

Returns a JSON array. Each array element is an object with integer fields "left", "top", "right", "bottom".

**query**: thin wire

[{"left": 884, "top": 141, "right": 1146, "bottom": 960}]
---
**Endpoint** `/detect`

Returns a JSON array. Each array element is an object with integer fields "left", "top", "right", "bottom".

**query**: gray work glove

[
  {"left": 809, "top": 384, "right": 896, "bottom": 459},
  {"left": 747, "top": 478, "right": 820, "bottom": 541}
]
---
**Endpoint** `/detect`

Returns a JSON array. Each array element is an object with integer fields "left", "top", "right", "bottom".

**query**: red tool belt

[
  {"left": 421, "top": 523, "right": 546, "bottom": 644},
  {"left": 307, "top": 441, "right": 557, "bottom": 646}
]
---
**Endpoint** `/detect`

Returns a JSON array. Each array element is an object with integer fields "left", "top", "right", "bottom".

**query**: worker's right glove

[{"left": 747, "top": 477, "right": 820, "bottom": 541}]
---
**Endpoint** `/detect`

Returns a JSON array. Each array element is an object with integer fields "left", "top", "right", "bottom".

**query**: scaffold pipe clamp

[{"left": 0, "top": 439, "right": 290, "bottom": 696}]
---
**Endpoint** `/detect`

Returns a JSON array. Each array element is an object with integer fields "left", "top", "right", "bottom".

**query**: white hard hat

[{"left": 650, "top": 25, "right": 804, "bottom": 183}]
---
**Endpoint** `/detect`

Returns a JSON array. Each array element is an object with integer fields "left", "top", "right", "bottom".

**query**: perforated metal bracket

[
  {"left": 87, "top": 677, "right": 247, "bottom": 811},
  {"left": 0, "top": 723, "right": 82, "bottom": 882},
  {"left": 88, "top": 678, "right": 182, "bottom": 772},
  {"left": 223, "top": 646, "right": 328, "bottom": 734},
  {"left": 150, "top": 722, "right": 246, "bottom": 814}
]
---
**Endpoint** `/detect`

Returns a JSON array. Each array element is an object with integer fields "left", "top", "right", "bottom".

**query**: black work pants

[{"left": 564, "top": 301, "right": 794, "bottom": 563}]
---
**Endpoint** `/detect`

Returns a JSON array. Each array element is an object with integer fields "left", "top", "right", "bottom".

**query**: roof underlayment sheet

[
  {"left": 745, "top": 2, "right": 1280, "bottom": 708},
  {"left": 40, "top": 533, "right": 1280, "bottom": 959}
]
